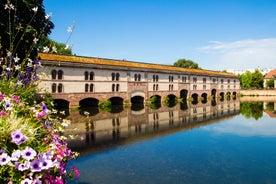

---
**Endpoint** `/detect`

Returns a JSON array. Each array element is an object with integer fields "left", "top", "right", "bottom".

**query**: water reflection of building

[
  {"left": 264, "top": 101, "right": 276, "bottom": 118},
  {"left": 65, "top": 100, "right": 240, "bottom": 155}
]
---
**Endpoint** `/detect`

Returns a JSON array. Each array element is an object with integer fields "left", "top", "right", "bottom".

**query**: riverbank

[{"left": 240, "top": 89, "right": 276, "bottom": 101}]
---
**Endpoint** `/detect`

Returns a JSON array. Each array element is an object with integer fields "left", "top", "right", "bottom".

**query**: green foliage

[
  {"left": 239, "top": 69, "right": 264, "bottom": 89},
  {"left": 0, "top": 0, "right": 54, "bottom": 61},
  {"left": 98, "top": 100, "right": 112, "bottom": 112},
  {"left": 40, "top": 37, "right": 72, "bottom": 55},
  {"left": 266, "top": 78, "right": 274, "bottom": 89},
  {"left": 173, "top": 58, "right": 201, "bottom": 69},
  {"left": 240, "top": 101, "right": 263, "bottom": 120},
  {"left": 163, "top": 95, "right": 178, "bottom": 107}
]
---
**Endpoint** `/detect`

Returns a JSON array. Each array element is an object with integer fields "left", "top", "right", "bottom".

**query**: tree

[
  {"left": 266, "top": 78, "right": 274, "bottom": 89},
  {"left": 239, "top": 69, "right": 264, "bottom": 89},
  {"left": 251, "top": 69, "right": 264, "bottom": 89},
  {"left": 0, "top": 0, "right": 54, "bottom": 61},
  {"left": 173, "top": 58, "right": 201, "bottom": 69},
  {"left": 40, "top": 37, "right": 72, "bottom": 55}
]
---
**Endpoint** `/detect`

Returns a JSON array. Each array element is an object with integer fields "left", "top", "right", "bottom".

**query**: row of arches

[{"left": 54, "top": 90, "right": 238, "bottom": 109}]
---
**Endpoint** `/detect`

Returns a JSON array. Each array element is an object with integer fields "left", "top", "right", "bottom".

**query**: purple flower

[
  {"left": 33, "top": 178, "right": 42, "bottom": 184},
  {"left": 42, "top": 103, "right": 48, "bottom": 114},
  {"left": 16, "top": 161, "right": 30, "bottom": 171},
  {"left": 0, "top": 153, "right": 10, "bottom": 166},
  {"left": 30, "top": 160, "right": 42, "bottom": 172},
  {"left": 21, "top": 147, "right": 36, "bottom": 160},
  {"left": 21, "top": 178, "right": 32, "bottom": 184},
  {"left": 39, "top": 156, "right": 53, "bottom": 170},
  {"left": 4, "top": 101, "right": 12, "bottom": 110},
  {"left": 11, "top": 150, "right": 21, "bottom": 161},
  {"left": 11, "top": 130, "right": 27, "bottom": 145}
]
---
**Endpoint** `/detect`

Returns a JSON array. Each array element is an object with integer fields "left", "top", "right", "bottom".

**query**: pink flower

[{"left": 0, "top": 110, "right": 7, "bottom": 116}]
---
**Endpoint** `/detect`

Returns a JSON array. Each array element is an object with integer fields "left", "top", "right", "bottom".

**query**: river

[{"left": 65, "top": 99, "right": 276, "bottom": 184}]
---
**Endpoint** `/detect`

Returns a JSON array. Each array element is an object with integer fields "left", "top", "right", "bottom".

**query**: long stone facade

[{"left": 38, "top": 53, "right": 240, "bottom": 107}]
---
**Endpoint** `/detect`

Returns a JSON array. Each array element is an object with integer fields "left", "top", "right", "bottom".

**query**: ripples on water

[{"left": 66, "top": 100, "right": 276, "bottom": 184}]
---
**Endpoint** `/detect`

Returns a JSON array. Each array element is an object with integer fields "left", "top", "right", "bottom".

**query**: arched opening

[
  {"left": 211, "top": 89, "right": 217, "bottom": 106},
  {"left": 201, "top": 93, "right": 208, "bottom": 104},
  {"left": 220, "top": 92, "right": 225, "bottom": 101},
  {"left": 165, "top": 94, "right": 178, "bottom": 107},
  {"left": 180, "top": 89, "right": 188, "bottom": 101},
  {"left": 149, "top": 95, "right": 161, "bottom": 109},
  {"left": 191, "top": 93, "right": 199, "bottom": 105},
  {"left": 232, "top": 91, "right": 237, "bottom": 100},
  {"left": 131, "top": 96, "right": 144, "bottom": 111},
  {"left": 110, "top": 97, "right": 124, "bottom": 105},
  {"left": 211, "top": 89, "right": 217, "bottom": 99},
  {"left": 54, "top": 99, "right": 70, "bottom": 109},
  {"left": 109, "top": 97, "right": 124, "bottom": 113},
  {"left": 79, "top": 98, "right": 99, "bottom": 108},
  {"left": 226, "top": 92, "right": 231, "bottom": 101},
  {"left": 79, "top": 98, "right": 99, "bottom": 116}
]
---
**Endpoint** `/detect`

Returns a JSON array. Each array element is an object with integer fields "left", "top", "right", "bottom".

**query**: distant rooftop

[
  {"left": 39, "top": 53, "right": 238, "bottom": 78},
  {"left": 264, "top": 69, "right": 276, "bottom": 79}
]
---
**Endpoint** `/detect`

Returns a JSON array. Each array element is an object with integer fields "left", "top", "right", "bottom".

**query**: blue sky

[{"left": 44, "top": 0, "right": 276, "bottom": 71}]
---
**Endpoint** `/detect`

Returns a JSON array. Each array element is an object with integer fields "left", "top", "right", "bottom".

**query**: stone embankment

[{"left": 240, "top": 89, "right": 276, "bottom": 101}]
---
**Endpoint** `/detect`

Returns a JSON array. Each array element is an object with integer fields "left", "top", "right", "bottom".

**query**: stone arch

[
  {"left": 201, "top": 93, "right": 208, "bottom": 104},
  {"left": 226, "top": 92, "right": 231, "bottom": 101},
  {"left": 180, "top": 89, "right": 188, "bottom": 101},
  {"left": 211, "top": 89, "right": 217, "bottom": 99},
  {"left": 109, "top": 97, "right": 124, "bottom": 105},
  {"left": 79, "top": 98, "right": 99, "bottom": 108},
  {"left": 191, "top": 93, "right": 199, "bottom": 105},
  {"left": 219, "top": 92, "right": 225, "bottom": 101},
  {"left": 149, "top": 95, "right": 161, "bottom": 109},
  {"left": 165, "top": 94, "right": 178, "bottom": 107},
  {"left": 54, "top": 99, "right": 70, "bottom": 109}
]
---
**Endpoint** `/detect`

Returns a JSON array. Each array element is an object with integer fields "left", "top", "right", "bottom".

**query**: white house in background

[{"left": 264, "top": 69, "right": 276, "bottom": 89}]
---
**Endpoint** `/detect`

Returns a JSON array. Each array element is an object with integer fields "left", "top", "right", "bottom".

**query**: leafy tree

[
  {"left": 239, "top": 69, "right": 264, "bottom": 89},
  {"left": 240, "top": 102, "right": 263, "bottom": 120},
  {"left": 173, "top": 58, "right": 201, "bottom": 69},
  {"left": 266, "top": 78, "right": 274, "bottom": 89},
  {"left": 0, "top": 0, "right": 54, "bottom": 61},
  {"left": 239, "top": 71, "right": 252, "bottom": 89},
  {"left": 251, "top": 69, "right": 264, "bottom": 89},
  {"left": 40, "top": 37, "right": 72, "bottom": 55}
]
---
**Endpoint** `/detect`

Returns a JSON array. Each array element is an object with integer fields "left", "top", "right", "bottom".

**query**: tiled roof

[
  {"left": 39, "top": 53, "right": 238, "bottom": 77},
  {"left": 264, "top": 70, "right": 276, "bottom": 79}
]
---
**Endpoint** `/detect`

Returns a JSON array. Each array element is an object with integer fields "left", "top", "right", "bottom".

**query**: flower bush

[{"left": 0, "top": 1, "right": 79, "bottom": 183}]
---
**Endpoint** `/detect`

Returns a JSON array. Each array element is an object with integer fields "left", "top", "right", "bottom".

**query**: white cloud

[
  {"left": 199, "top": 38, "right": 276, "bottom": 70},
  {"left": 202, "top": 115, "right": 276, "bottom": 137}
]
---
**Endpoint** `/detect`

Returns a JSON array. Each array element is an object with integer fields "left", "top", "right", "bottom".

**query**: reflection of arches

[
  {"left": 180, "top": 89, "right": 188, "bottom": 101},
  {"left": 79, "top": 98, "right": 99, "bottom": 108},
  {"left": 149, "top": 95, "right": 161, "bottom": 109},
  {"left": 232, "top": 91, "right": 237, "bottom": 100},
  {"left": 220, "top": 92, "right": 224, "bottom": 101},
  {"left": 166, "top": 94, "right": 177, "bottom": 107},
  {"left": 54, "top": 99, "right": 70, "bottom": 109},
  {"left": 211, "top": 89, "right": 217, "bottom": 98},
  {"left": 201, "top": 93, "right": 208, "bottom": 104},
  {"left": 109, "top": 97, "right": 124, "bottom": 105},
  {"left": 191, "top": 93, "right": 198, "bottom": 105},
  {"left": 226, "top": 92, "right": 231, "bottom": 101},
  {"left": 131, "top": 96, "right": 144, "bottom": 111},
  {"left": 131, "top": 96, "right": 144, "bottom": 104}
]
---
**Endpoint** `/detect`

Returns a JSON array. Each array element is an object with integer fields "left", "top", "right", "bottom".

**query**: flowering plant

[{"left": 0, "top": 1, "right": 79, "bottom": 183}]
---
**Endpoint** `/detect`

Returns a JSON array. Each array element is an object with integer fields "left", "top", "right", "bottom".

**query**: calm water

[{"left": 66, "top": 100, "right": 276, "bottom": 184}]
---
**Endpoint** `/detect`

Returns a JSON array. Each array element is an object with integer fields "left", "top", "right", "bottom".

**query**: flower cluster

[
  {"left": 0, "top": 93, "right": 79, "bottom": 183},
  {"left": 0, "top": 1, "right": 79, "bottom": 183}
]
